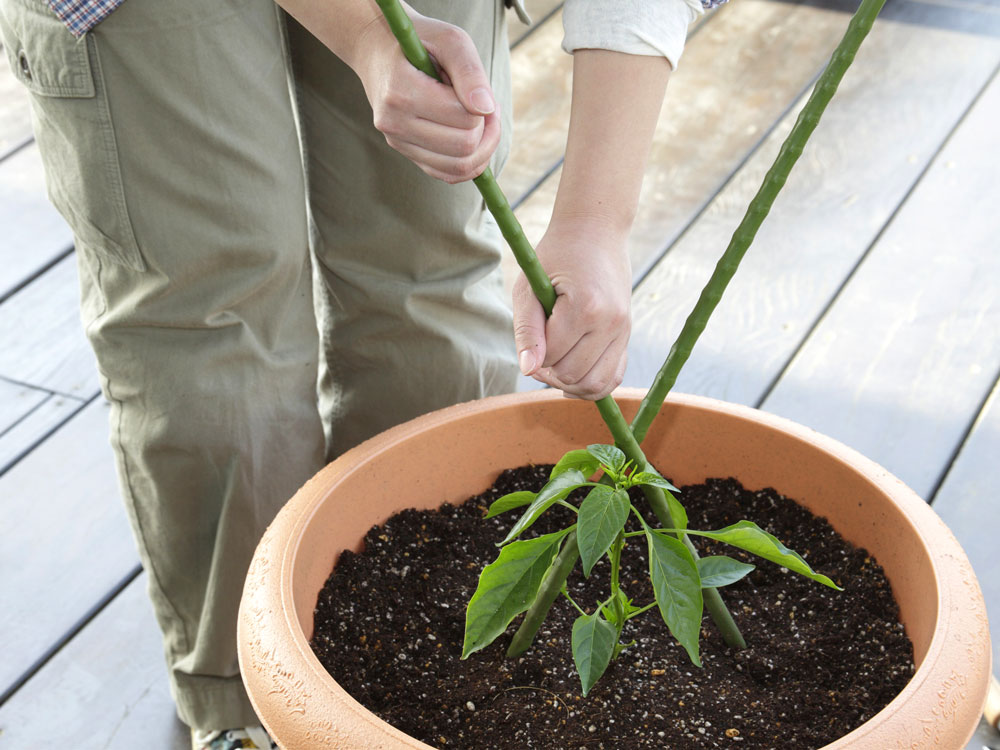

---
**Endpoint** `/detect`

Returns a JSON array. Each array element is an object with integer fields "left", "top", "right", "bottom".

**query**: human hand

[
  {"left": 512, "top": 217, "right": 632, "bottom": 400},
  {"left": 354, "top": 7, "right": 500, "bottom": 183}
]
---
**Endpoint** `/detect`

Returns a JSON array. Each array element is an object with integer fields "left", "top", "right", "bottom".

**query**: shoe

[{"left": 191, "top": 726, "right": 277, "bottom": 750}]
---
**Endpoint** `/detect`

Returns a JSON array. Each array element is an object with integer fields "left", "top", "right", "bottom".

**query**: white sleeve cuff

[{"left": 561, "top": 0, "right": 701, "bottom": 70}]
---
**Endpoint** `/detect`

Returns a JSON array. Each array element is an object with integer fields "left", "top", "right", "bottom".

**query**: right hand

[
  {"left": 512, "top": 215, "right": 633, "bottom": 401},
  {"left": 353, "top": 9, "right": 500, "bottom": 184}
]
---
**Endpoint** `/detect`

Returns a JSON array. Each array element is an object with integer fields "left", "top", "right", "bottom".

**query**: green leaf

[
  {"left": 586, "top": 444, "right": 626, "bottom": 473},
  {"left": 485, "top": 491, "right": 536, "bottom": 519},
  {"left": 697, "top": 556, "right": 755, "bottom": 588},
  {"left": 577, "top": 486, "right": 629, "bottom": 577},
  {"left": 571, "top": 611, "right": 617, "bottom": 696},
  {"left": 645, "top": 527, "right": 703, "bottom": 666},
  {"left": 631, "top": 471, "right": 679, "bottom": 493},
  {"left": 499, "top": 470, "right": 587, "bottom": 545},
  {"left": 662, "top": 489, "right": 688, "bottom": 532},
  {"left": 551, "top": 449, "right": 601, "bottom": 480},
  {"left": 685, "top": 520, "right": 842, "bottom": 590},
  {"left": 629, "top": 467, "right": 687, "bottom": 530},
  {"left": 463, "top": 528, "right": 572, "bottom": 658}
]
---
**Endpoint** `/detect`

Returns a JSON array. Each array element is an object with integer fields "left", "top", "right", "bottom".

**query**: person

[{"left": 0, "top": 0, "right": 710, "bottom": 747}]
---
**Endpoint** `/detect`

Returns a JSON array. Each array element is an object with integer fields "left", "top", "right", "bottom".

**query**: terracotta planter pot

[{"left": 238, "top": 390, "right": 992, "bottom": 749}]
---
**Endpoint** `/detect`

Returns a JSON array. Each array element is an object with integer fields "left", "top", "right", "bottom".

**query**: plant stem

[
  {"left": 629, "top": 0, "right": 888, "bottom": 444},
  {"left": 627, "top": 601, "right": 658, "bottom": 619},
  {"left": 594, "top": 400, "right": 676, "bottom": 527},
  {"left": 563, "top": 588, "right": 588, "bottom": 617},
  {"left": 374, "top": 0, "right": 744, "bottom": 652},
  {"left": 609, "top": 532, "right": 626, "bottom": 648}
]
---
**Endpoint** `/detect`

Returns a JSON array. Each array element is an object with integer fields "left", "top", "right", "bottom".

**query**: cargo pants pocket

[{"left": 0, "top": 0, "right": 145, "bottom": 271}]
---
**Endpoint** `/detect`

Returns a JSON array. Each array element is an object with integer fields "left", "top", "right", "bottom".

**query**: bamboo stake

[
  {"left": 372, "top": 0, "right": 555, "bottom": 312},
  {"left": 629, "top": 0, "right": 887, "bottom": 444}
]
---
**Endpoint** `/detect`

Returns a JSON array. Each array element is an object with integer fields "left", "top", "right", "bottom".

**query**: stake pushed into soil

[{"left": 371, "top": 0, "right": 746, "bottom": 652}]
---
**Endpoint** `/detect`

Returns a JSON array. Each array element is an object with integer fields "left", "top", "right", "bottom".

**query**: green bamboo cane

[
  {"left": 630, "top": 0, "right": 887, "bottom": 445},
  {"left": 372, "top": 0, "right": 555, "bottom": 313},
  {"left": 507, "top": 532, "right": 580, "bottom": 657},
  {"left": 372, "top": 0, "right": 746, "bottom": 651}
]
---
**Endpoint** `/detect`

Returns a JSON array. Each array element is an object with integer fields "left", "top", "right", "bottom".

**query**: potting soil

[{"left": 311, "top": 466, "right": 914, "bottom": 749}]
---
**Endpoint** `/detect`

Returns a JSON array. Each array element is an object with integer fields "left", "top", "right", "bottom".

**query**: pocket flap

[{"left": 1, "top": 3, "right": 95, "bottom": 98}]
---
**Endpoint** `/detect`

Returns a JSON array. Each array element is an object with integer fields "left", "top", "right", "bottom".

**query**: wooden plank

[
  {"left": 0, "top": 44, "right": 33, "bottom": 158},
  {"left": 504, "top": 0, "right": 859, "bottom": 296},
  {"left": 0, "top": 574, "right": 190, "bottom": 750},
  {"left": 967, "top": 719, "right": 1000, "bottom": 750},
  {"left": 0, "top": 378, "right": 47, "bottom": 435},
  {"left": 500, "top": 6, "right": 572, "bottom": 205},
  {"left": 930, "top": 377, "right": 1000, "bottom": 672},
  {"left": 0, "top": 142, "right": 74, "bottom": 301},
  {"left": 625, "top": 0, "right": 1000, "bottom": 405},
  {"left": 0, "top": 398, "right": 137, "bottom": 696},
  {"left": 0, "top": 391, "right": 86, "bottom": 473},
  {"left": 0, "top": 253, "right": 99, "bottom": 398},
  {"left": 760, "top": 66, "right": 1000, "bottom": 499}
]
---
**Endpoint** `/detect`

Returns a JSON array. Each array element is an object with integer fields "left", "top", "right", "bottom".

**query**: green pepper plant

[
  {"left": 375, "top": 0, "right": 885, "bottom": 696},
  {"left": 462, "top": 443, "right": 840, "bottom": 694}
]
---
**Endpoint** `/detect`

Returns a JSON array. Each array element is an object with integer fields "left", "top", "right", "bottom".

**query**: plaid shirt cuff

[{"left": 48, "top": 0, "right": 127, "bottom": 37}]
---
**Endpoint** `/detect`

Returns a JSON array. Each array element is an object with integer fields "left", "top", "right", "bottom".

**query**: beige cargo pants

[{"left": 0, "top": 0, "right": 517, "bottom": 730}]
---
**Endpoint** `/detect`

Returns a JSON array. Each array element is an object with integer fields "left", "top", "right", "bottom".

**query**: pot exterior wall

[{"left": 238, "top": 390, "right": 991, "bottom": 749}]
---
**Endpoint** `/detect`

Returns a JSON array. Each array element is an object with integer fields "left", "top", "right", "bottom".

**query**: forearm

[
  {"left": 552, "top": 50, "right": 671, "bottom": 233},
  {"left": 273, "top": 0, "right": 394, "bottom": 72}
]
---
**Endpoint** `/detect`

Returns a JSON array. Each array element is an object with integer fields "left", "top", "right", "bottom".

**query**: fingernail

[
  {"left": 470, "top": 87, "right": 495, "bottom": 114},
  {"left": 518, "top": 349, "right": 535, "bottom": 375}
]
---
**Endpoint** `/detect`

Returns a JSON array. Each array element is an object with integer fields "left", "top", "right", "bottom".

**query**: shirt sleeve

[{"left": 561, "top": 0, "right": 703, "bottom": 70}]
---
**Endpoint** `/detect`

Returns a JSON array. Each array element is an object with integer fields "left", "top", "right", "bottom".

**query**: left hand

[{"left": 512, "top": 216, "right": 632, "bottom": 400}]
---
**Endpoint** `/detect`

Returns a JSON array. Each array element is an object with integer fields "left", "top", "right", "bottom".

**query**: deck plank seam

[
  {"left": 0, "top": 389, "right": 56, "bottom": 439},
  {"left": 0, "top": 562, "right": 143, "bottom": 708},
  {"left": 927, "top": 366, "right": 1000, "bottom": 506},
  {"left": 630, "top": 63, "right": 828, "bottom": 289},
  {"left": 0, "top": 374, "right": 54, "bottom": 400},
  {"left": 0, "top": 243, "right": 75, "bottom": 306},
  {"left": 752, "top": 58, "right": 1000, "bottom": 414},
  {"left": 0, "top": 133, "right": 33, "bottom": 166},
  {"left": 0, "top": 391, "right": 98, "bottom": 479},
  {"left": 511, "top": 156, "right": 563, "bottom": 210},
  {"left": 509, "top": 1, "right": 564, "bottom": 51},
  {"left": 0, "top": 375, "right": 96, "bottom": 405}
]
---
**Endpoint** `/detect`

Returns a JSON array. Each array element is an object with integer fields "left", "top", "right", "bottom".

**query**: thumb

[
  {"left": 512, "top": 281, "right": 547, "bottom": 377},
  {"left": 430, "top": 29, "right": 495, "bottom": 115}
]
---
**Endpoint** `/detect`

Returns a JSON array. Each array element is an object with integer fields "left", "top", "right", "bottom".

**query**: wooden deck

[{"left": 1, "top": 0, "right": 998, "bottom": 747}]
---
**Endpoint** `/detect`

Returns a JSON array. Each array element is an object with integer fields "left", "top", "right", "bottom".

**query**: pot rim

[{"left": 239, "top": 389, "right": 991, "bottom": 749}]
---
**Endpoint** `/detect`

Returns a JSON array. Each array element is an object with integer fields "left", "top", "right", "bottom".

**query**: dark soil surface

[{"left": 311, "top": 466, "right": 914, "bottom": 749}]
